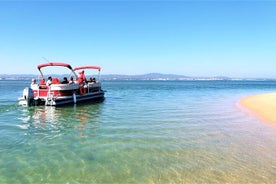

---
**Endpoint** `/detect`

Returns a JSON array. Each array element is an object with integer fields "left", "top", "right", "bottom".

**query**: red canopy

[
  {"left": 37, "top": 62, "right": 73, "bottom": 70},
  {"left": 73, "top": 66, "right": 101, "bottom": 71}
]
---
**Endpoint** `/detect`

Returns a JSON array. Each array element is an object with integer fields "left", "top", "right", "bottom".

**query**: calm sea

[{"left": 0, "top": 80, "right": 276, "bottom": 183}]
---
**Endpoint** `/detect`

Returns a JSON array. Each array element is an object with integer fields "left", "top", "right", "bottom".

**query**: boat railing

[{"left": 87, "top": 82, "right": 101, "bottom": 93}]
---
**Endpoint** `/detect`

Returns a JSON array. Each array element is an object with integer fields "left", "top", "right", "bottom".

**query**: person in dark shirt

[{"left": 61, "top": 77, "right": 69, "bottom": 84}]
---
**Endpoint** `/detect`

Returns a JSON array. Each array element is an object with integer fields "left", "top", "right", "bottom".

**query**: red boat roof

[
  {"left": 73, "top": 66, "right": 101, "bottom": 71},
  {"left": 37, "top": 62, "right": 73, "bottom": 70}
]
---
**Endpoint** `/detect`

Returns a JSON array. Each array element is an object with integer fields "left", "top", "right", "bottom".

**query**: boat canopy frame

[
  {"left": 73, "top": 66, "right": 101, "bottom": 71},
  {"left": 37, "top": 62, "right": 78, "bottom": 79},
  {"left": 73, "top": 66, "right": 102, "bottom": 82}
]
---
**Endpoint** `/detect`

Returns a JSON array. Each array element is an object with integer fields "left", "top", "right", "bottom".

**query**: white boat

[{"left": 18, "top": 62, "right": 105, "bottom": 106}]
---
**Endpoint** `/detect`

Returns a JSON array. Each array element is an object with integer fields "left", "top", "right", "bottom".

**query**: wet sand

[{"left": 240, "top": 93, "right": 276, "bottom": 125}]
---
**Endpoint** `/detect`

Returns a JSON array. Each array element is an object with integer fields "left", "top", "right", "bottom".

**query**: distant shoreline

[
  {"left": 1, "top": 78, "right": 276, "bottom": 81},
  {"left": 1, "top": 73, "right": 276, "bottom": 81}
]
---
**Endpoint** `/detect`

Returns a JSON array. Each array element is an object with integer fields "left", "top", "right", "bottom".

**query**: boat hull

[
  {"left": 49, "top": 90, "right": 105, "bottom": 106},
  {"left": 19, "top": 84, "right": 105, "bottom": 106}
]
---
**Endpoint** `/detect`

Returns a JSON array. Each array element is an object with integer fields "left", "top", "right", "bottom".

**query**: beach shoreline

[{"left": 240, "top": 92, "right": 276, "bottom": 126}]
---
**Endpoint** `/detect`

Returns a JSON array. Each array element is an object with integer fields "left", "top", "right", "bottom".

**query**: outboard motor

[{"left": 22, "top": 87, "right": 34, "bottom": 106}]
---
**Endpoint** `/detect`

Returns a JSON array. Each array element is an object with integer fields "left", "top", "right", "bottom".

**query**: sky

[{"left": 1, "top": 1, "right": 276, "bottom": 78}]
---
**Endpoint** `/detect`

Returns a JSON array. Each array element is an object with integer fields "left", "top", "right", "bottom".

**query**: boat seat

[{"left": 39, "top": 85, "right": 48, "bottom": 89}]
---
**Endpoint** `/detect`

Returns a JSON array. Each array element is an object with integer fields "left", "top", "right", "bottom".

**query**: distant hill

[
  {"left": 101, "top": 73, "right": 191, "bottom": 80},
  {"left": 0, "top": 73, "right": 189, "bottom": 80},
  {"left": 0, "top": 74, "right": 38, "bottom": 80},
  {"left": 0, "top": 73, "right": 274, "bottom": 81}
]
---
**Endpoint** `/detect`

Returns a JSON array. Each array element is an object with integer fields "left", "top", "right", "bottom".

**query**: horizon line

[{"left": 1, "top": 73, "right": 276, "bottom": 80}]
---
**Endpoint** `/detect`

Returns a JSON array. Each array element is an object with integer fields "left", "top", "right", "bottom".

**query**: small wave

[{"left": 0, "top": 102, "right": 20, "bottom": 114}]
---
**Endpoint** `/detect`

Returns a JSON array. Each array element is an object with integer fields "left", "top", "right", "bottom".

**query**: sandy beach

[{"left": 240, "top": 93, "right": 276, "bottom": 125}]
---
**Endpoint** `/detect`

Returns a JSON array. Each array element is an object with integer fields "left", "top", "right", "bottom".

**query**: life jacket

[{"left": 52, "top": 78, "right": 60, "bottom": 84}]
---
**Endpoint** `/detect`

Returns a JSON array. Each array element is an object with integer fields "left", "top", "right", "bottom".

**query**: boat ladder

[{"left": 45, "top": 91, "right": 55, "bottom": 106}]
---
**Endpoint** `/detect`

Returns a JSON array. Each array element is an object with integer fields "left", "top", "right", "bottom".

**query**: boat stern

[{"left": 18, "top": 87, "right": 34, "bottom": 106}]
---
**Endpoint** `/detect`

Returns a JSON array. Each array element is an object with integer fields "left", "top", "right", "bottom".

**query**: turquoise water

[{"left": 0, "top": 80, "right": 276, "bottom": 183}]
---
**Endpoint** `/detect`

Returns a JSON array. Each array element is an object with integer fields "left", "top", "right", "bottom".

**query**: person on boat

[
  {"left": 46, "top": 76, "right": 52, "bottom": 86},
  {"left": 77, "top": 70, "right": 87, "bottom": 84},
  {"left": 31, "top": 78, "right": 36, "bottom": 85},
  {"left": 88, "top": 77, "right": 94, "bottom": 83},
  {"left": 52, "top": 78, "right": 60, "bottom": 84},
  {"left": 69, "top": 76, "right": 74, "bottom": 84},
  {"left": 40, "top": 78, "right": 46, "bottom": 85},
  {"left": 61, "top": 77, "right": 69, "bottom": 84}
]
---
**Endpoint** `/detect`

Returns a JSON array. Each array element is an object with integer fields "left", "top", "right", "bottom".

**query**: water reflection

[{"left": 18, "top": 103, "right": 103, "bottom": 139}]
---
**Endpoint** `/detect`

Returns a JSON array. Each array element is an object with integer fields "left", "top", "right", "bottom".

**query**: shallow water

[{"left": 0, "top": 80, "right": 275, "bottom": 183}]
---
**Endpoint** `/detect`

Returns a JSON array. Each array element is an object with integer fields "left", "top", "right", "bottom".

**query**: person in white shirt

[{"left": 46, "top": 76, "right": 52, "bottom": 86}]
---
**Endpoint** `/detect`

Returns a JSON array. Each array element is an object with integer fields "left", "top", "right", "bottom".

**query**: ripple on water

[{"left": 0, "top": 81, "right": 276, "bottom": 183}]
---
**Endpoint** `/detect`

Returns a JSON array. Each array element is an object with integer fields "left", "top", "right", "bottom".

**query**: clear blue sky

[{"left": 1, "top": 1, "right": 276, "bottom": 78}]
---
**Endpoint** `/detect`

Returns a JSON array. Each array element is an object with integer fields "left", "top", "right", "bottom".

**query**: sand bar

[{"left": 240, "top": 93, "right": 276, "bottom": 125}]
